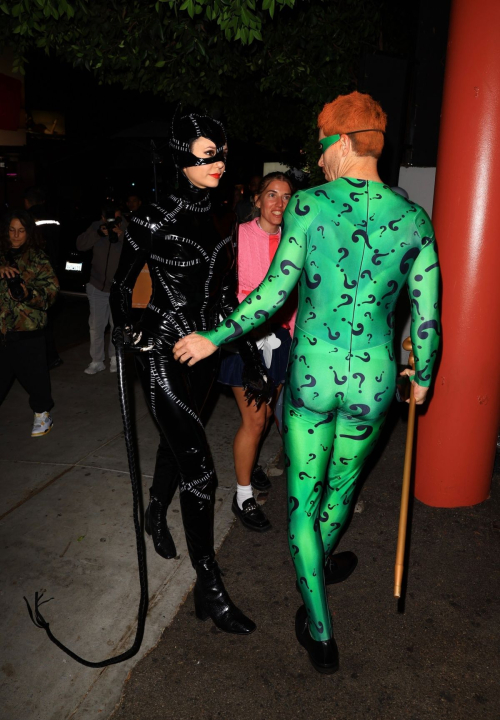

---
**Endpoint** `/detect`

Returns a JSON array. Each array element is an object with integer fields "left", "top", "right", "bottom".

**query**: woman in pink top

[{"left": 218, "top": 172, "right": 296, "bottom": 532}]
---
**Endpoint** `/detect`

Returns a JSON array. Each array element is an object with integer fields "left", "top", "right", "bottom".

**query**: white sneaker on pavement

[
  {"left": 31, "top": 411, "right": 53, "bottom": 437},
  {"left": 109, "top": 356, "right": 117, "bottom": 373},
  {"left": 84, "top": 361, "right": 105, "bottom": 375}
]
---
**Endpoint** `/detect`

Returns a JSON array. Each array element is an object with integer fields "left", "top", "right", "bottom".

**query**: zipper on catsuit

[{"left": 347, "top": 182, "right": 371, "bottom": 373}]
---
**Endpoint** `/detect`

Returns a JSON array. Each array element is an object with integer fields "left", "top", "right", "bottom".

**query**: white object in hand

[{"left": 256, "top": 332, "right": 282, "bottom": 369}]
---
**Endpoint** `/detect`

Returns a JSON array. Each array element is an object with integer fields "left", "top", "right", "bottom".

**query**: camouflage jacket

[{"left": 0, "top": 247, "right": 59, "bottom": 335}]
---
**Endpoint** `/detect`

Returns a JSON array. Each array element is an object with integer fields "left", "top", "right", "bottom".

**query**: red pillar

[{"left": 414, "top": 0, "right": 500, "bottom": 507}]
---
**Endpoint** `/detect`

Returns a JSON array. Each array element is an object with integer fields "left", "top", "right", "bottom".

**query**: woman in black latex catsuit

[{"left": 110, "top": 113, "right": 270, "bottom": 635}]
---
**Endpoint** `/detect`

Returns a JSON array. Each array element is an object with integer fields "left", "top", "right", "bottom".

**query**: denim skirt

[{"left": 217, "top": 326, "right": 292, "bottom": 389}]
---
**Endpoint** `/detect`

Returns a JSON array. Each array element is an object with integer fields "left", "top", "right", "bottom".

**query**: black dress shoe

[
  {"left": 251, "top": 464, "right": 272, "bottom": 492},
  {"left": 295, "top": 605, "right": 339, "bottom": 674},
  {"left": 324, "top": 551, "right": 358, "bottom": 586},
  {"left": 295, "top": 551, "right": 358, "bottom": 594},
  {"left": 231, "top": 493, "right": 271, "bottom": 532},
  {"left": 194, "top": 559, "right": 256, "bottom": 635},
  {"left": 145, "top": 493, "right": 177, "bottom": 559}
]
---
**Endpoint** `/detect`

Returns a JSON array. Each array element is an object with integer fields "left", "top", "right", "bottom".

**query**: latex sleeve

[{"left": 407, "top": 208, "right": 440, "bottom": 386}]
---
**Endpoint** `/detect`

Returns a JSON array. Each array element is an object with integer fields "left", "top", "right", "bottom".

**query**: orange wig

[{"left": 317, "top": 91, "right": 387, "bottom": 158}]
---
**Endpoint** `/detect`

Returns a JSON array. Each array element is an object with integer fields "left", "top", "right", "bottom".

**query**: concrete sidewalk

[{"left": 0, "top": 340, "right": 282, "bottom": 720}]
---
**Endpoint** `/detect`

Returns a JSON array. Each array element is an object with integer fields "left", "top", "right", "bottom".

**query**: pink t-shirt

[{"left": 237, "top": 218, "right": 296, "bottom": 333}]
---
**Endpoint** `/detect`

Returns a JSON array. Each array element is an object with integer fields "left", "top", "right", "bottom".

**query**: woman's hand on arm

[{"left": 173, "top": 333, "right": 218, "bottom": 366}]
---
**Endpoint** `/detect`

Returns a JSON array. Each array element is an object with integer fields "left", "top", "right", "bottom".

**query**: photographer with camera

[
  {"left": 0, "top": 209, "right": 59, "bottom": 437},
  {"left": 76, "top": 204, "right": 126, "bottom": 374}
]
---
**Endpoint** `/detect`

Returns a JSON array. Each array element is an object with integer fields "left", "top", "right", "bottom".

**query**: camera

[
  {"left": 98, "top": 205, "right": 122, "bottom": 242},
  {"left": 6, "top": 270, "right": 25, "bottom": 301}
]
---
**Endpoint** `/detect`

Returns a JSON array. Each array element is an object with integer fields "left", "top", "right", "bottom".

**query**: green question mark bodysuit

[{"left": 200, "top": 177, "right": 440, "bottom": 640}]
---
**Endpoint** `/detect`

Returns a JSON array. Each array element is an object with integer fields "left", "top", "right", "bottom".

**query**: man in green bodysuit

[{"left": 174, "top": 91, "right": 440, "bottom": 673}]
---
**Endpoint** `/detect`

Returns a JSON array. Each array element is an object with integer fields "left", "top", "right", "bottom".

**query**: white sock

[{"left": 236, "top": 483, "right": 254, "bottom": 510}]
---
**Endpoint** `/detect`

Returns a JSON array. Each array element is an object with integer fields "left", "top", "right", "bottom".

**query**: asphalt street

[{"left": 111, "top": 407, "right": 500, "bottom": 720}]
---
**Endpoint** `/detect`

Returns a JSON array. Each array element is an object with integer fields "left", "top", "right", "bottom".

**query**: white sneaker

[
  {"left": 84, "top": 361, "right": 105, "bottom": 375},
  {"left": 109, "top": 356, "right": 117, "bottom": 373},
  {"left": 31, "top": 411, "right": 53, "bottom": 437}
]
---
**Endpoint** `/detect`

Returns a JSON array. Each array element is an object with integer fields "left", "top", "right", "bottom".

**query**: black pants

[
  {"left": 0, "top": 332, "right": 54, "bottom": 412},
  {"left": 44, "top": 304, "right": 60, "bottom": 365},
  {"left": 134, "top": 335, "right": 219, "bottom": 568}
]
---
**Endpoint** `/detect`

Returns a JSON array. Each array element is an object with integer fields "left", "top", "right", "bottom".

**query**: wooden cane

[{"left": 394, "top": 336, "right": 416, "bottom": 598}]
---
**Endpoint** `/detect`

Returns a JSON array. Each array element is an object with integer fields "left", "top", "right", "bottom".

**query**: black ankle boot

[
  {"left": 324, "top": 551, "right": 358, "bottom": 586},
  {"left": 145, "top": 493, "right": 177, "bottom": 559},
  {"left": 193, "top": 559, "right": 256, "bottom": 635},
  {"left": 296, "top": 551, "right": 358, "bottom": 594},
  {"left": 295, "top": 605, "right": 339, "bottom": 674}
]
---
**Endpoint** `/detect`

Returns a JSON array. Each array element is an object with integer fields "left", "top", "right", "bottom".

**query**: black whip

[{"left": 24, "top": 338, "right": 149, "bottom": 667}]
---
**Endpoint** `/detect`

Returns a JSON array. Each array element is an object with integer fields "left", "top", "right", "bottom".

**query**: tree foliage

[{"left": 0, "top": 0, "right": 401, "bottom": 166}]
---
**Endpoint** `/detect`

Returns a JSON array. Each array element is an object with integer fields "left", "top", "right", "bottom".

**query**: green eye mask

[
  {"left": 318, "top": 134, "right": 340, "bottom": 154},
  {"left": 319, "top": 129, "right": 385, "bottom": 154}
]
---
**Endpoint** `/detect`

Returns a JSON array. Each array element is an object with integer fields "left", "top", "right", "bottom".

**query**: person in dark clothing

[
  {"left": 0, "top": 209, "right": 59, "bottom": 436},
  {"left": 77, "top": 206, "right": 126, "bottom": 374},
  {"left": 110, "top": 112, "right": 271, "bottom": 635},
  {"left": 125, "top": 193, "right": 142, "bottom": 218}
]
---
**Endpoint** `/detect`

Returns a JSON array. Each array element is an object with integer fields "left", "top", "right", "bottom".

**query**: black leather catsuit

[
  {"left": 110, "top": 118, "right": 265, "bottom": 574},
  {"left": 111, "top": 181, "right": 230, "bottom": 566}
]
